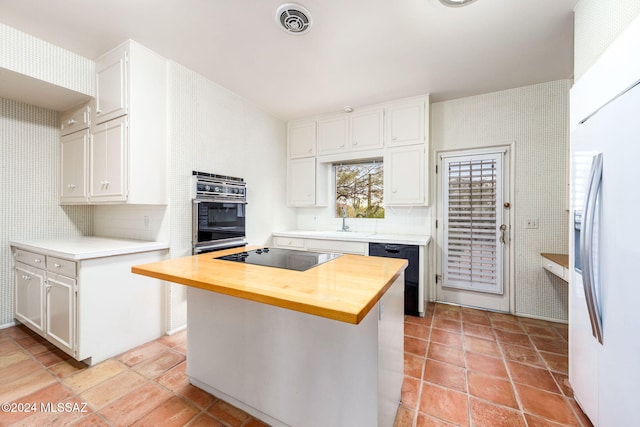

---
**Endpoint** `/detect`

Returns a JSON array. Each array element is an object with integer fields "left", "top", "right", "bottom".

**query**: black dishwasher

[{"left": 369, "top": 242, "right": 419, "bottom": 316}]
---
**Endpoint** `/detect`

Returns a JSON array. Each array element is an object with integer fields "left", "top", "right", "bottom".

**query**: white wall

[
  {"left": 0, "top": 98, "right": 93, "bottom": 327},
  {"left": 93, "top": 61, "right": 295, "bottom": 332},
  {"left": 574, "top": 0, "right": 640, "bottom": 80},
  {"left": 431, "top": 80, "right": 571, "bottom": 321}
]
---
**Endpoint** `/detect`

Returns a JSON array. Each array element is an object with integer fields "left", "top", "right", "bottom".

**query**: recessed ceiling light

[
  {"left": 275, "top": 3, "right": 313, "bottom": 35},
  {"left": 439, "top": 0, "right": 478, "bottom": 7}
]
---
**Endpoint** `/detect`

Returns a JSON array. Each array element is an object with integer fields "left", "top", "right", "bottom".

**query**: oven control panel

[{"left": 193, "top": 171, "right": 246, "bottom": 201}]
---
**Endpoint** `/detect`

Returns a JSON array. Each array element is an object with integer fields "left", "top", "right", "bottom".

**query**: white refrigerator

[{"left": 569, "top": 72, "right": 640, "bottom": 426}]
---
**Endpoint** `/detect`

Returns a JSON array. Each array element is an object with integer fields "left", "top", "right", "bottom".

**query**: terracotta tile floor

[
  {"left": 397, "top": 303, "right": 594, "bottom": 427},
  {"left": 0, "top": 303, "right": 592, "bottom": 426},
  {"left": 0, "top": 325, "right": 267, "bottom": 426}
]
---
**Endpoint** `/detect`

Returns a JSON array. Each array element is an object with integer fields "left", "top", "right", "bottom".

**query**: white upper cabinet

[
  {"left": 385, "top": 99, "right": 426, "bottom": 147},
  {"left": 385, "top": 145, "right": 426, "bottom": 205},
  {"left": 350, "top": 108, "right": 384, "bottom": 151},
  {"left": 318, "top": 107, "right": 383, "bottom": 156},
  {"left": 90, "top": 115, "right": 128, "bottom": 202},
  {"left": 317, "top": 115, "right": 348, "bottom": 155},
  {"left": 287, "top": 157, "right": 317, "bottom": 206},
  {"left": 60, "top": 40, "right": 167, "bottom": 205},
  {"left": 60, "top": 130, "right": 89, "bottom": 203},
  {"left": 286, "top": 95, "right": 429, "bottom": 207},
  {"left": 288, "top": 120, "right": 317, "bottom": 158},
  {"left": 94, "top": 47, "right": 128, "bottom": 125}
]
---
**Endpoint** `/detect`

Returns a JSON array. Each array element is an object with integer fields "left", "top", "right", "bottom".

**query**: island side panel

[
  {"left": 187, "top": 285, "right": 389, "bottom": 427},
  {"left": 379, "top": 273, "right": 404, "bottom": 426}
]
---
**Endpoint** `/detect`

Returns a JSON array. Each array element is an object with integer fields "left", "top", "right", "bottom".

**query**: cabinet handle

[
  {"left": 23, "top": 275, "right": 31, "bottom": 281},
  {"left": 67, "top": 119, "right": 77, "bottom": 126},
  {"left": 392, "top": 136, "right": 397, "bottom": 140},
  {"left": 54, "top": 263, "right": 62, "bottom": 269},
  {"left": 13, "top": 252, "right": 19, "bottom": 258},
  {"left": 96, "top": 110, "right": 101, "bottom": 115},
  {"left": 34, "top": 259, "right": 42, "bottom": 263},
  {"left": 353, "top": 141, "right": 358, "bottom": 145},
  {"left": 392, "top": 189, "right": 397, "bottom": 193},
  {"left": 68, "top": 183, "right": 76, "bottom": 189},
  {"left": 340, "top": 144, "right": 345, "bottom": 147}
]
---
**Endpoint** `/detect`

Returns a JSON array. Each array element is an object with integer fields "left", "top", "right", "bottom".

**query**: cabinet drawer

[
  {"left": 60, "top": 104, "right": 90, "bottom": 136},
  {"left": 305, "top": 239, "right": 367, "bottom": 255},
  {"left": 273, "top": 237, "right": 305, "bottom": 249},
  {"left": 541, "top": 257, "right": 568, "bottom": 281},
  {"left": 12, "top": 248, "right": 45, "bottom": 269},
  {"left": 47, "top": 257, "right": 77, "bottom": 278}
]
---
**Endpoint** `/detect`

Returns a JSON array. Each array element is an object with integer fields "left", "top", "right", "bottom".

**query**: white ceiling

[{"left": 0, "top": 0, "right": 577, "bottom": 120}]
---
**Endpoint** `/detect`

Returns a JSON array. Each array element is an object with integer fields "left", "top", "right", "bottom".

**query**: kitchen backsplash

[{"left": 296, "top": 206, "right": 430, "bottom": 236}]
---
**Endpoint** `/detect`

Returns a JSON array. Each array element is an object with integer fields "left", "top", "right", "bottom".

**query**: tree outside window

[{"left": 335, "top": 161, "right": 384, "bottom": 218}]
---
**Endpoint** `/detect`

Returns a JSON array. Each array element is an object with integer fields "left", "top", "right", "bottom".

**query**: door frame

[{"left": 432, "top": 143, "right": 516, "bottom": 313}]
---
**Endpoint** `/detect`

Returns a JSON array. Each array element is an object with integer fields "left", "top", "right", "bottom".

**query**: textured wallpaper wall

[
  {"left": 0, "top": 23, "right": 94, "bottom": 96},
  {"left": 574, "top": 0, "right": 640, "bottom": 80},
  {"left": 0, "top": 98, "right": 93, "bottom": 327},
  {"left": 431, "top": 80, "right": 571, "bottom": 322}
]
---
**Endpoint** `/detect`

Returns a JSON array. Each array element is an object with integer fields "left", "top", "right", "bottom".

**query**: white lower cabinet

[
  {"left": 11, "top": 245, "right": 166, "bottom": 365},
  {"left": 272, "top": 237, "right": 367, "bottom": 255},
  {"left": 13, "top": 249, "right": 77, "bottom": 357},
  {"left": 14, "top": 261, "right": 46, "bottom": 334},
  {"left": 45, "top": 273, "right": 76, "bottom": 355}
]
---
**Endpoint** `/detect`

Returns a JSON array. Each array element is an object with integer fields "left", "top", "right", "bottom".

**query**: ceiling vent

[{"left": 276, "top": 3, "right": 313, "bottom": 35}]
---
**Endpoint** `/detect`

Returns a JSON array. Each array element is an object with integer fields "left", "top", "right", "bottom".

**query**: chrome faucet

[{"left": 340, "top": 206, "right": 350, "bottom": 232}]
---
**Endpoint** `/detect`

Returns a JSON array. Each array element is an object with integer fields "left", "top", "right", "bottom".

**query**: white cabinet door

[
  {"left": 318, "top": 115, "right": 348, "bottom": 155},
  {"left": 60, "top": 130, "right": 88, "bottom": 203},
  {"left": 288, "top": 120, "right": 316, "bottom": 158},
  {"left": 45, "top": 274, "right": 76, "bottom": 356},
  {"left": 350, "top": 108, "right": 383, "bottom": 151},
  {"left": 385, "top": 100, "right": 425, "bottom": 147},
  {"left": 90, "top": 115, "right": 127, "bottom": 202},
  {"left": 288, "top": 157, "right": 316, "bottom": 206},
  {"left": 14, "top": 262, "right": 45, "bottom": 333},
  {"left": 95, "top": 44, "right": 128, "bottom": 125},
  {"left": 385, "top": 145, "right": 425, "bottom": 205}
]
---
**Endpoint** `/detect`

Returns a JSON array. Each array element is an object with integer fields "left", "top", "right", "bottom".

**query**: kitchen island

[{"left": 132, "top": 246, "right": 407, "bottom": 427}]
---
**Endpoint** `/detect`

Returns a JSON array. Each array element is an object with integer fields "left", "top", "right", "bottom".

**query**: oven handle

[
  {"left": 193, "top": 240, "right": 248, "bottom": 254},
  {"left": 193, "top": 198, "right": 248, "bottom": 204}
]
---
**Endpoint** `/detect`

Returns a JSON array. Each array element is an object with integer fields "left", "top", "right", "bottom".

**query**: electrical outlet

[{"left": 525, "top": 218, "right": 539, "bottom": 229}]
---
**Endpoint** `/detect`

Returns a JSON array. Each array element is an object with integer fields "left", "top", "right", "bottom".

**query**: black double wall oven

[{"left": 192, "top": 171, "right": 247, "bottom": 254}]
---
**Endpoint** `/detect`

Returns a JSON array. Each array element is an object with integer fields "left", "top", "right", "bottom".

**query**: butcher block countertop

[{"left": 132, "top": 246, "right": 407, "bottom": 324}]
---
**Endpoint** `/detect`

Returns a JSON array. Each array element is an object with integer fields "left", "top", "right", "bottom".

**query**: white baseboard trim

[{"left": 0, "top": 320, "right": 17, "bottom": 330}]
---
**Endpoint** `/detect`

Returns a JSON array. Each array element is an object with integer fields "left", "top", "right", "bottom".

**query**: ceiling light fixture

[
  {"left": 344, "top": 106, "right": 353, "bottom": 113},
  {"left": 275, "top": 3, "right": 313, "bottom": 35},
  {"left": 439, "top": 0, "right": 478, "bottom": 7}
]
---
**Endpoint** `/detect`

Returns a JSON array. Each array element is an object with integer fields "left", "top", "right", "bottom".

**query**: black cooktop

[{"left": 215, "top": 247, "right": 342, "bottom": 272}]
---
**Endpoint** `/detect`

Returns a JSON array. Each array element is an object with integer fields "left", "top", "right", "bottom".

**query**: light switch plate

[{"left": 525, "top": 218, "right": 539, "bottom": 229}]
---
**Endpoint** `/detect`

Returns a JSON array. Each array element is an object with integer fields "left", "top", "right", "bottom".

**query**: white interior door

[{"left": 437, "top": 148, "right": 511, "bottom": 312}]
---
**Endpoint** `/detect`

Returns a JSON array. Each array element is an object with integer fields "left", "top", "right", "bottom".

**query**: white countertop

[
  {"left": 272, "top": 230, "right": 431, "bottom": 246},
  {"left": 9, "top": 236, "right": 169, "bottom": 260}
]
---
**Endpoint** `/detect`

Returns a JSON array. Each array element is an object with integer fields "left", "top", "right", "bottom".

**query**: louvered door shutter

[{"left": 443, "top": 152, "right": 504, "bottom": 294}]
